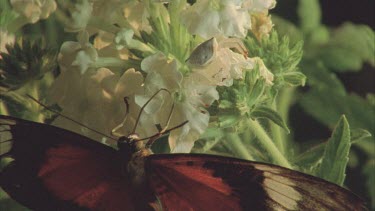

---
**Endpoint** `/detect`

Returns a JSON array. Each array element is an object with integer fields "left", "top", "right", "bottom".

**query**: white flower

[
  {"left": 135, "top": 53, "right": 219, "bottom": 152},
  {"left": 58, "top": 31, "right": 98, "bottom": 75},
  {"left": 180, "top": 0, "right": 276, "bottom": 39},
  {"left": 250, "top": 12, "right": 274, "bottom": 40},
  {"left": 57, "top": 0, "right": 92, "bottom": 32},
  {"left": 187, "top": 37, "right": 264, "bottom": 87},
  {"left": 0, "top": 29, "right": 15, "bottom": 56},
  {"left": 168, "top": 74, "right": 219, "bottom": 152},
  {"left": 123, "top": 1, "right": 153, "bottom": 35},
  {"left": 181, "top": 0, "right": 251, "bottom": 39},
  {"left": 191, "top": 47, "right": 249, "bottom": 87},
  {"left": 50, "top": 67, "right": 144, "bottom": 143},
  {"left": 243, "top": 0, "right": 276, "bottom": 13},
  {"left": 10, "top": 0, "right": 56, "bottom": 23},
  {"left": 50, "top": 31, "right": 99, "bottom": 121},
  {"left": 251, "top": 57, "right": 274, "bottom": 85},
  {"left": 243, "top": 0, "right": 276, "bottom": 40},
  {"left": 92, "top": 0, "right": 125, "bottom": 25}
]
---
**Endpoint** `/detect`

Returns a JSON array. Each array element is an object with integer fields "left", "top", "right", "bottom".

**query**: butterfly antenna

[
  {"left": 26, "top": 94, "right": 117, "bottom": 141},
  {"left": 131, "top": 88, "right": 171, "bottom": 134},
  {"left": 111, "top": 97, "right": 130, "bottom": 137},
  {"left": 143, "top": 120, "right": 188, "bottom": 148}
]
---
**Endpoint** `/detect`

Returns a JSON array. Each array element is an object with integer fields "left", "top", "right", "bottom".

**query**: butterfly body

[{"left": 0, "top": 115, "right": 367, "bottom": 211}]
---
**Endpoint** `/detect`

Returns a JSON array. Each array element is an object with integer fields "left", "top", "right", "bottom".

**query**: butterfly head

[{"left": 117, "top": 133, "right": 145, "bottom": 155}]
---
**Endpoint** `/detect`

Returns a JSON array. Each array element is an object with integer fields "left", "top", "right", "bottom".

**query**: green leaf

[
  {"left": 293, "top": 141, "right": 325, "bottom": 174},
  {"left": 300, "top": 61, "right": 346, "bottom": 95},
  {"left": 297, "top": 0, "right": 321, "bottom": 33},
  {"left": 317, "top": 116, "right": 351, "bottom": 186},
  {"left": 247, "top": 78, "right": 265, "bottom": 108},
  {"left": 218, "top": 115, "right": 240, "bottom": 128},
  {"left": 355, "top": 139, "right": 375, "bottom": 157},
  {"left": 245, "top": 31, "right": 303, "bottom": 76},
  {"left": 319, "top": 23, "right": 375, "bottom": 72},
  {"left": 299, "top": 89, "right": 375, "bottom": 136},
  {"left": 351, "top": 128, "right": 372, "bottom": 144},
  {"left": 294, "top": 128, "right": 371, "bottom": 172},
  {"left": 308, "top": 25, "right": 330, "bottom": 45},
  {"left": 0, "top": 188, "right": 30, "bottom": 211},
  {"left": 363, "top": 160, "right": 375, "bottom": 210},
  {"left": 280, "top": 72, "right": 306, "bottom": 86},
  {"left": 251, "top": 106, "right": 290, "bottom": 133},
  {"left": 0, "top": 0, "right": 17, "bottom": 28}
]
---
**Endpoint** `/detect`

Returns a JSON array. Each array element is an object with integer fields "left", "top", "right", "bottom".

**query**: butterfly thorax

[
  {"left": 118, "top": 135, "right": 153, "bottom": 187},
  {"left": 117, "top": 135, "right": 157, "bottom": 210}
]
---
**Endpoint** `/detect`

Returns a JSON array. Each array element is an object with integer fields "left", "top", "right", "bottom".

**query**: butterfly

[{"left": 0, "top": 114, "right": 366, "bottom": 211}]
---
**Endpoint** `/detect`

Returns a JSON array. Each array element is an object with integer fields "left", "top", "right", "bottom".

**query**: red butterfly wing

[
  {"left": 0, "top": 115, "right": 140, "bottom": 211},
  {"left": 146, "top": 154, "right": 366, "bottom": 211}
]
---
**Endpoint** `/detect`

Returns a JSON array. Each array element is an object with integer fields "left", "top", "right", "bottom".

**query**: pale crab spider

[{"left": 186, "top": 37, "right": 248, "bottom": 68}]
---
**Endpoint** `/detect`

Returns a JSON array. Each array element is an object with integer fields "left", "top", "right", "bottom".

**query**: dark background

[{"left": 319, "top": 0, "right": 374, "bottom": 95}]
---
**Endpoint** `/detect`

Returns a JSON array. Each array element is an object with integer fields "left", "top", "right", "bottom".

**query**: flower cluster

[
  {"left": 2, "top": 0, "right": 277, "bottom": 153},
  {"left": 181, "top": 0, "right": 275, "bottom": 39}
]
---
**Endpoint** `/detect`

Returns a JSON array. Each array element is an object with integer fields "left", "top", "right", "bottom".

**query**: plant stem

[
  {"left": 270, "top": 102, "right": 285, "bottom": 154},
  {"left": 93, "top": 57, "right": 139, "bottom": 70},
  {"left": 247, "top": 118, "right": 292, "bottom": 168},
  {"left": 276, "top": 87, "right": 296, "bottom": 151},
  {"left": 224, "top": 133, "right": 254, "bottom": 161},
  {"left": 278, "top": 87, "right": 295, "bottom": 122},
  {"left": 27, "top": 82, "right": 44, "bottom": 123}
]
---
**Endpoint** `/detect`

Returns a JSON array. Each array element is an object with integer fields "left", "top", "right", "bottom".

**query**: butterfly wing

[
  {"left": 146, "top": 154, "right": 366, "bottom": 211},
  {"left": 0, "top": 115, "right": 139, "bottom": 211}
]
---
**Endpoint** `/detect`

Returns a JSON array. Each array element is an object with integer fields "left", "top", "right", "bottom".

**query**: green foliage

[
  {"left": 300, "top": 61, "right": 346, "bottom": 95},
  {"left": 271, "top": 16, "right": 303, "bottom": 44},
  {"left": 300, "top": 89, "right": 375, "bottom": 135},
  {"left": 297, "top": 0, "right": 321, "bottom": 34},
  {"left": 279, "top": 71, "right": 306, "bottom": 87},
  {"left": 244, "top": 31, "right": 305, "bottom": 93},
  {"left": 245, "top": 31, "right": 304, "bottom": 74},
  {"left": 350, "top": 128, "right": 372, "bottom": 144},
  {"left": 0, "top": 1, "right": 17, "bottom": 28},
  {"left": 0, "top": 192, "right": 29, "bottom": 211},
  {"left": 251, "top": 106, "right": 290, "bottom": 133},
  {"left": 217, "top": 68, "right": 268, "bottom": 119},
  {"left": 293, "top": 128, "right": 371, "bottom": 172},
  {"left": 272, "top": 0, "right": 375, "bottom": 207},
  {"left": 363, "top": 160, "right": 375, "bottom": 209},
  {"left": 317, "top": 116, "right": 351, "bottom": 185},
  {"left": 318, "top": 23, "right": 375, "bottom": 72}
]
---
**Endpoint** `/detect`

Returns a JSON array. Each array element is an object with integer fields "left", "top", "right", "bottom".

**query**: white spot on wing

[
  {"left": 263, "top": 172, "right": 302, "bottom": 210},
  {"left": 0, "top": 139, "right": 12, "bottom": 155},
  {"left": 255, "top": 164, "right": 282, "bottom": 174},
  {"left": 0, "top": 121, "right": 14, "bottom": 155},
  {"left": 0, "top": 118, "right": 16, "bottom": 125},
  {"left": 264, "top": 172, "right": 295, "bottom": 186}
]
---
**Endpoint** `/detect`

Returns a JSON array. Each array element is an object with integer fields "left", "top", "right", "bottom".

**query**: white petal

[{"left": 115, "top": 68, "right": 144, "bottom": 97}]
